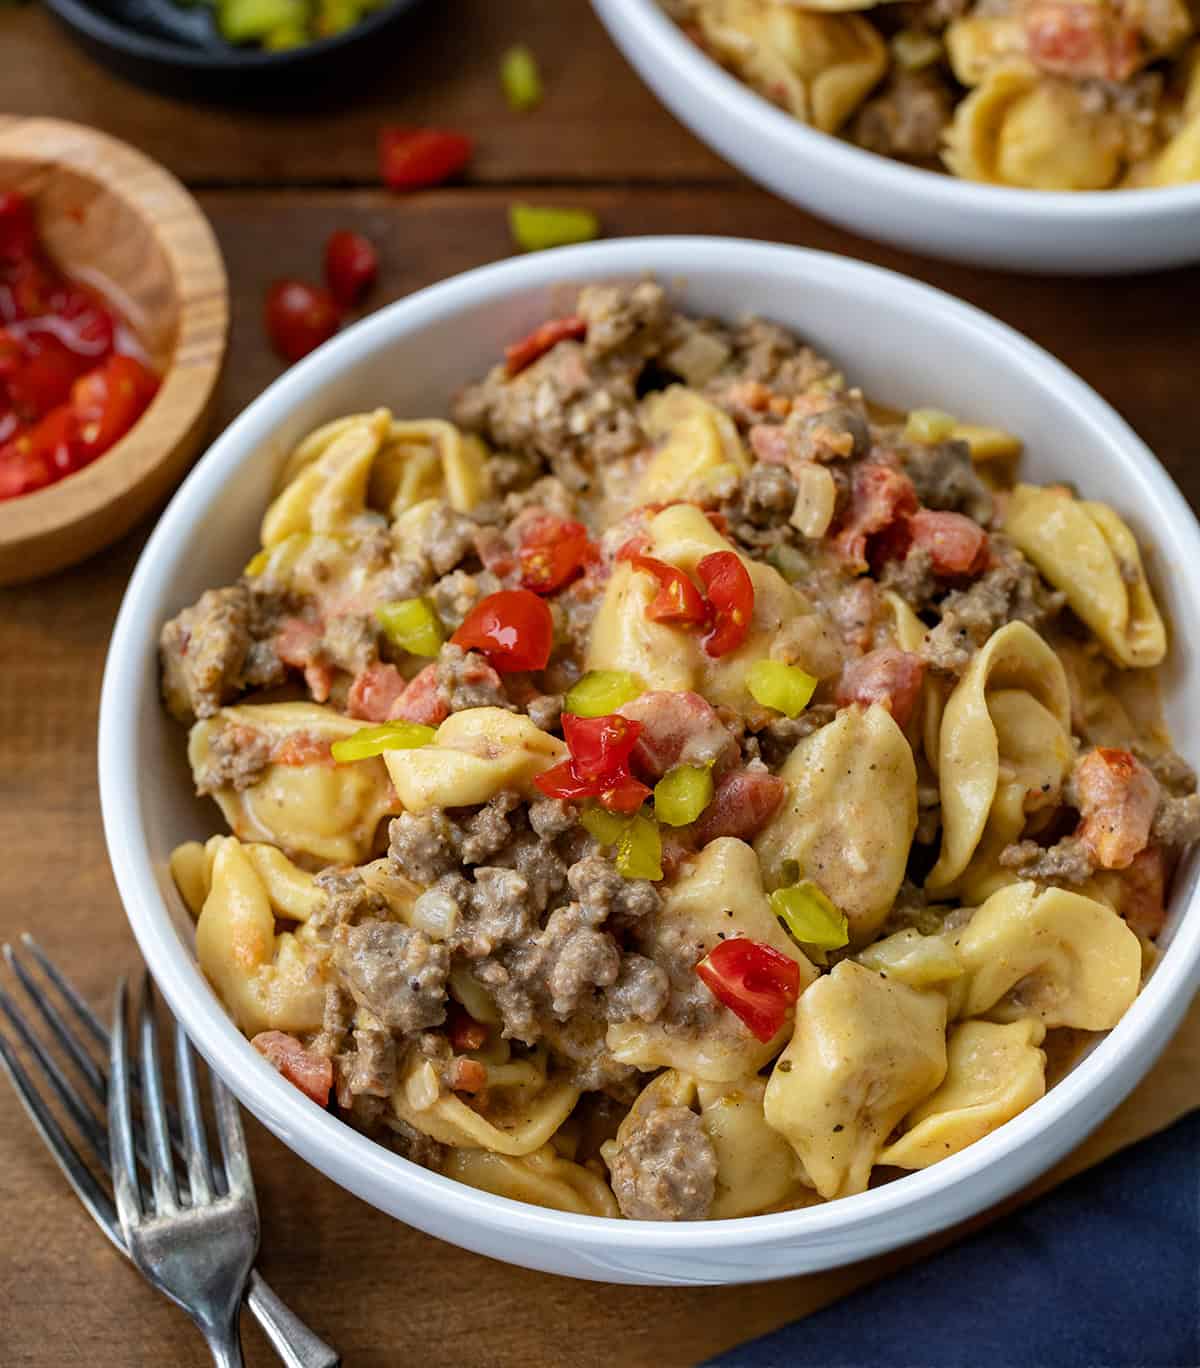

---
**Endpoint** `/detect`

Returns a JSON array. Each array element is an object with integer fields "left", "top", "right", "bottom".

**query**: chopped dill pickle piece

[
  {"left": 580, "top": 803, "right": 631, "bottom": 847},
  {"left": 904, "top": 407, "right": 957, "bottom": 444},
  {"left": 770, "top": 882, "right": 849, "bottom": 950},
  {"left": 330, "top": 721, "right": 435, "bottom": 763},
  {"left": 564, "top": 670, "right": 644, "bottom": 718},
  {"left": 747, "top": 660, "right": 818, "bottom": 718},
  {"left": 616, "top": 814, "right": 662, "bottom": 881},
  {"left": 653, "top": 765, "right": 713, "bottom": 827},
  {"left": 376, "top": 598, "right": 445, "bottom": 657}
]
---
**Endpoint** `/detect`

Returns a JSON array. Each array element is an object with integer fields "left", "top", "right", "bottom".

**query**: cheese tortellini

[
  {"left": 763, "top": 961, "right": 948, "bottom": 1199},
  {"left": 928, "top": 622, "right": 1072, "bottom": 900},
  {"left": 189, "top": 702, "right": 398, "bottom": 867},
  {"left": 1004, "top": 484, "right": 1166, "bottom": 669},
  {"left": 755, "top": 702, "right": 918, "bottom": 942},
  {"left": 631, "top": 386, "right": 748, "bottom": 508},
  {"left": 690, "top": 0, "right": 887, "bottom": 132},
  {"left": 608, "top": 838, "right": 819, "bottom": 1080},
  {"left": 953, "top": 881, "right": 1142, "bottom": 1029}
]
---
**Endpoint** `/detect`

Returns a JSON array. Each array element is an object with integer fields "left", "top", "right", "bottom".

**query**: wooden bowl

[{"left": 0, "top": 116, "right": 228, "bottom": 585}]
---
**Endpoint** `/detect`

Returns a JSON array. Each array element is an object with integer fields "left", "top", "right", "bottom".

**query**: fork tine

[
  {"left": 108, "top": 976, "right": 142, "bottom": 1231},
  {"left": 210, "top": 1070, "right": 254, "bottom": 1199},
  {"left": 0, "top": 1028, "right": 125, "bottom": 1256},
  {"left": 19, "top": 933, "right": 108, "bottom": 1048},
  {"left": 137, "top": 973, "right": 178, "bottom": 1214},
  {"left": 3, "top": 942, "right": 106, "bottom": 1099},
  {"left": 174, "top": 1023, "right": 214, "bottom": 1205},
  {"left": 0, "top": 983, "right": 109, "bottom": 1166}
]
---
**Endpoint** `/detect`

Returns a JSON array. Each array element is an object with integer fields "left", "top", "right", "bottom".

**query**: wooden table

[{"left": 1, "top": 2, "right": 1198, "bottom": 1363}]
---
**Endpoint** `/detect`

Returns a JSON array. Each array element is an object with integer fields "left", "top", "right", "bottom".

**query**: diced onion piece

[
  {"left": 509, "top": 203, "right": 600, "bottom": 253},
  {"left": 789, "top": 463, "right": 837, "bottom": 538},
  {"left": 565, "top": 670, "right": 645, "bottom": 718},
  {"left": 653, "top": 765, "right": 714, "bottom": 827},
  {"left": 580, "top": 803, "right": 631, "bottom": 847},
  {"left": 376, "top": 597, "right": 445, "bottom": 656},
  {"left": 501, "top": 44, "right": 543, "bottom": 111},
  {"left": 616, "top": 814, "right": 663, "bottom": 881},
  {"left": 904, "top": 408, "right": 957, "bottom": 444},
  {"left": 747, "top": 660, "right": 818, "bottom": 717},
  {"left": 330, "top": 721, "right": 436, "bottom": 762},
  {"left": 770, "top": 882, "right": 849, "bottom": 950},
  {"left": 892, "top": 30, "right": 943, "bottom": 70},
  {"left": 664, "top": 331, "right": 732, "bottom": 388}
]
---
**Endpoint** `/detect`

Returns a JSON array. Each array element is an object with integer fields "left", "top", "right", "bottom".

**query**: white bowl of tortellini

[
  {"left": 592, "top": 0, "right": 1200, "bottom": 273},
  {"left": 99, "top": 237, "right": 1200, "bottom": 1283}
]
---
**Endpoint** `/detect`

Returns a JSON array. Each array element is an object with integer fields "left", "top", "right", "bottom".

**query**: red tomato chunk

[
  {"left": 379, "top": 127, "right": 473, "bottom": 191},
  {"left": 836, "top": 648, "right": 926, "bottom": 729},
  {"left": 697, "top": 551, "right": 755, "bottom": 658},
  {"left": 251, "top": 1031, "right": 332, "bottom": 1106},
  {"left": 518, "top": 513, "right": 597, "bottom": 594},
  {"left": 324, "top": 230, "right": 378, "bottom": 308},
  {"left": 451, "top": 589, "right": 554, "bottom": 673},
  {"left": 264, "top": 280, "right": 340, "bottom": 364},
  {"left": 695, "top": 938, "right": 801, "bottom": 1043}
]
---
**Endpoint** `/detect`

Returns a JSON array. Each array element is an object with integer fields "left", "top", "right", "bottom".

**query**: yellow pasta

[
  {"left": 1005, "top": 484, "right": 1166, "bottom": 669},
  {"left": 443, "top": 1145, "right": 620, "bottom": 1217},
  {"left": 633, "top": 386, "right": 748, "bottom": 507}
]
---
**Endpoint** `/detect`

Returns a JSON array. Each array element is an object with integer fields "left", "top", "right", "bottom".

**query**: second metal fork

[{"left": 111, "top": 973, "right": 258, "bottom": 1367}]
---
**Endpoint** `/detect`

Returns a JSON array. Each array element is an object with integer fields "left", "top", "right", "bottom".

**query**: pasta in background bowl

[
  {"left": 100, "top": 238, "right": 1200, "bottom": 1284},
  {"left": 592, "top": 0, "right": 1200, "bottom": 272}
]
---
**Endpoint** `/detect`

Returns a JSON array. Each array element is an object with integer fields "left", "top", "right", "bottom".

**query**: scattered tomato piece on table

[
  {"left": 264, "top": 279, "right": 340, "bottom": 363},
  {"left": 324, "top": 229, "right": 378, "bottom": 308},
  {"left": 379, "top": 127, "right": 474, "bottom": 191}
]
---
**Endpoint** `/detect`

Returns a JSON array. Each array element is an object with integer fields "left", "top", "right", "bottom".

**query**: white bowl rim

[
  {"left": 100, "top": 235, "right": 1200, "bottom": 1252},
  {"left": 599, "top": 0, "right": 1200, "bottom": 219}
]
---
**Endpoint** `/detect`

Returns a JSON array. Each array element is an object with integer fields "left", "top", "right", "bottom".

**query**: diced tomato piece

[
  {"left": 264, "top": 279, "right": 340, "bottom": 364},
  {"left": 1117, "top": 845, "right": 1168, "bottom": 941},
  {"left": 832, "top": 463, "right": 919, "bottom": 570},
  {"left": 562, "top": 712, "right": 643, "bottom": 782},
  {"left": 534, "top": 758, "right": 651, "bottom": 813},
  {"left": 323, "top": 229, "right": 378, "bottom": 308},
  {"left": 1075, "top": 746, "right": 1160, "bottom": 870},
  {"left": 275, "top": 617, "right": 324, "bottom": 668},
  {"left": 504, "top": 315, "right": 588, "bottom": 378},
  {"left": 392, "top": 662, "right": 451, "bottom": 726},
  {"left": 451, "top": 588, "right": 553, "bottom": 673},
  {"left": 1024, "top": 2, "right": 1141, "bottom": 82},
  {"left": 697, "top": 551, "right": 754, "bottom": 658},
  {"left": 695, "top": 937, "right": 801, "bottom": 1043},
  {"left": 518, "top": 513, "right": 597, "bottom": 594},
  {"left": 835, "top": 648, "right": 926, "bottom": 729},
  {"left": 271, "top": 733, "right": 334, "bottom": 767},
  {"left": 446, "top": 1057, "right": 488, "bottom": 1094},
  {"left": 69, "top": 354, "right": 157, "bottom": 459},
  {"left": 618, "top": 689, "right": 739, "bottom": 780},
  {"left": 347, "top": 661, "right": 409, "bottom": 722},
  {"left": 691, "top": 768, "right": 786, "bottom": 845},
  {"left": 251, "top": 1031, "right": 332, "bottom": 1106},
  {"left": 379, "top": 126, "right": 474, "bottom": 191},
  {"left": 0, "top": 432, "right": 53, "bottom": 499},
  {"left": 621, "top": 550, "right": 709, "bottom": 625},
  {"left": 908, "top": 509, "right": 989, "bottom": 578},
  {"left": 2, "top": 330, "right": 91, "bottom": 421},
  {"left": 447, "top": 1005, "right": 489, "bottom": 1053}
]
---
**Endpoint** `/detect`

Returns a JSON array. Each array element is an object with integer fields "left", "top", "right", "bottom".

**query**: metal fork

[
  {"left": 0, "top": 935, "right": 339, "bottom": 1368},
  {"left": 111, "top": 972, "right": 259, "bottom": 1366}
]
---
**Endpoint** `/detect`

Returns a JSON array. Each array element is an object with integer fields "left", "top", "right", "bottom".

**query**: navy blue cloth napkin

[{"left": 711, "top": 1108, "right": 1200, "bottom": 1368}]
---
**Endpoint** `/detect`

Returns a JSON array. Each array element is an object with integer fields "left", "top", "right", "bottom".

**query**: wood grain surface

[{"left": 1, "top": 2, "right": 1198, "bottom": 1364}]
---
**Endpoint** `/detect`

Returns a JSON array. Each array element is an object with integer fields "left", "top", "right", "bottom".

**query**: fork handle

[{"left": 247, "top": 1270, "right": 341, "bottom": 1368}]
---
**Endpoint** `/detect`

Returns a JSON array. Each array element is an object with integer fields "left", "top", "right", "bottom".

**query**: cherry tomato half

[
  {"left": 0, "top": 192, "right": 37, "bottom": 264},
  {"left": 561, "top": 712, "right": 643, "bottom": 783},
  {"left": 697, "top": 551, "right": 754, "bottom": 658},
  {"left": 264, "top": 280, "right": 340, "bottom": 364},
  {"left": 620, "top": 549, "right": 709, "bottom": 626},
  {"left": 70, "top": 354, "right": 158, "bottom": 459},
  {"left": 518, "top": 514, "right": 596, "bottom": 594},
  {"left": 378, "top": 127, "right": 473, "bottom": 192},
  {"left": 324, "top": 230, "right": 378, "bottom": 309},
  {"left": 695, "top": 937, "right": 801, "bottom": 1043},
  {"left": 533, "top": 758, "right": 651, "bottom": 814},
  {"left": 451, "top": 588, "right": 553, "bottom": 673}
]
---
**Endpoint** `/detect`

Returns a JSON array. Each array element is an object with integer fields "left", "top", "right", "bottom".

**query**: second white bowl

[{"left": 592, "top": 0, "right": 1200, "bottom": 275}]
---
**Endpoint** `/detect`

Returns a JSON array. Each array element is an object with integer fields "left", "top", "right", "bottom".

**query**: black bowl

[{"left": 43, "top": 0, "right": 430, "bottom": 102}]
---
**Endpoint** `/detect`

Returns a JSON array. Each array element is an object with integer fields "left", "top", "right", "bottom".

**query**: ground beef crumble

[{"left": 608, "top": 1105, "right": 718, "bottom": 1221}]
